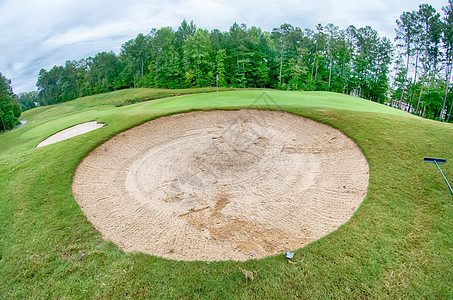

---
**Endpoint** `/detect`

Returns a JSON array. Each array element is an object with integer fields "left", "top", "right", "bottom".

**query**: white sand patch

[
  {"left": 36, "top": 121, "right": 104, "bottom": 148},
  {"left": 72, "top": 110, "right": 369, "bottom": 261}
]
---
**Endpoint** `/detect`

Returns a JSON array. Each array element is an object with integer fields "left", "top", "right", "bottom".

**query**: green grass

[
  {"left": 0, "top": 89, "right": 452, "bottom": 299},
  {"left": 68, "top": 86, "right": 230, "bottom": 108}
]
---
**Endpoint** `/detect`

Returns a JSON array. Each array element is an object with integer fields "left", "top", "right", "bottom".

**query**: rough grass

[{"left": 0, "top": 89, "right": 452, "bottom": 299}]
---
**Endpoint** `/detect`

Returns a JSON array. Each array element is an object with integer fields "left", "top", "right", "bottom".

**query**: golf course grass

[{"left": 0, "top": 88, "right": 452, "bottom": 298}]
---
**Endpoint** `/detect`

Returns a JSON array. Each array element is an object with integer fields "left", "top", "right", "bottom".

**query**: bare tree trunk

[
  {"left": 440, "top": 61, "right": 452, "bottom": 121},
  {"left": 342, "top": 55, "right": 345, "bottom": 75},
  {"left": 447, "top": 99, "right": 453, "bottom": 122},
  {"left": 416, "top": 78, "right": 425, "bottom": 114},
  {"left": 279, "top": 35, "right": 284, "bottom": 87},
  {"left": 328, "top": 51, "right": 333, "bottom": 91},
  {"left": 399, "top": 46, "right": 411, "bottom": 108},
  {"left": 314, "top": 60, "right": 319, "bottom": 82},
  {"left": 243, "top": 58, "right": 246, "bottom": 86},
  {"left": 97, "top": 74, "right": 101, "bottom": 90},
  {"left": 76, "top": 80, "right": 80, "bottom": 97},
  {"left": 311, "top": 43, "right": 318, "bottom": 82},
  {"left": 413, "top": 49, "right": 419, "bottom": 84},
  {"left": 141, "top": 58, "right": 144, "bottom": 77}
]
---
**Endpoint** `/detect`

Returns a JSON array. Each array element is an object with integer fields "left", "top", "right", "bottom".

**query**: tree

[
  {"left": 414, "top": 4, "right": 442, "bottom": 116},
  {"left": 17, "top": 91, "right": 38, "bottom": 111},
  {"left": 348, "top": 26, "right": 393, "bottom": 102},
  {"left": 174, "top": 20, "right": 196, "bottom": 55},
  {"left": 215, "top": 49, "right": 228, "bottom": 87},
  {"left": 310, "top": 24, "right": 327, "bottom": 86},
  {"left": 0, "top": 73, "right": 21, "bottom": 132},
  {"left": 395, "top": 10, "right": 419, "bottom": 106},
  {"left": 183, "top": 29, "right": 213, "bottom": 87},
  {"left": 149, "top": 27, "right": 184, "bottom": 88},
  {"left": 441, "top": 0, "right": 453, "bottom": 120},
  {"left": 321, "top": 24, "right": 340, "bottom": 91},
  {"left": 227, "top": 23, "right": 253, "bottom": 87},
  {"left": 88, "top": 52, "right": 122, "bottom": 93},
  {"left": 333, "top": 29, "right": 353, "bottom": 93},
  {"left": 120, "top": 33, "right": 151, "bottom": 87},
  {"left": 37, "top": 66, "right": 64, "bottom": 105},
  {"left": 392, "top": 54, "right": 409, "bottom": 103}
]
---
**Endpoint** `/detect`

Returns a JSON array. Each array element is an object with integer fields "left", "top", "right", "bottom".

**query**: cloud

[{"left": 0, "top": 0, "right": 447, "bottom": 93}]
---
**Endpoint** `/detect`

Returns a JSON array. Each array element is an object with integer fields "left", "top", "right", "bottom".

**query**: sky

[{"left": 0, "top": 0, "right": 447, "bottom": 93}]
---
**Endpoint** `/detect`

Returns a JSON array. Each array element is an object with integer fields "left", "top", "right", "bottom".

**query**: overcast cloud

[{"left": 0, "top": 0, "right": 446, "bottom": 93}]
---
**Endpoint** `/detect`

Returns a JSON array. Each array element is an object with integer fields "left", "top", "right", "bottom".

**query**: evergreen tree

[
  {"left": 0, "top": 73, "right": 21, "bottom": 131},
  {"left": 183, "top": 29, "right": 213, "bottom": 87}
]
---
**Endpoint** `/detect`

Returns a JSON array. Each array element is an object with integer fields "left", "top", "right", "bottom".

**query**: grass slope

[{"left": 0, "top": 89, "right": 452, "bottom": 299}]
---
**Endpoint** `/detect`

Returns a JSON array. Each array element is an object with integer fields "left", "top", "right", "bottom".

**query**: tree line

[
  {"left": 393, "top": 2, "right": 453, "bottom": 120},
  {"left": 26, "top": 20, "right": 393, "bottom": 106},
  {"left": 0, "top": 73, "right": 21, "bottom": 131},
  {"left": 12, "top": 2, "right": 453, "bottom": 123}
]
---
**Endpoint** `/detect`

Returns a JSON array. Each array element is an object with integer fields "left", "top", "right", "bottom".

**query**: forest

[{"left": 4, "top": 2, "right": 453, "bottom": 131}]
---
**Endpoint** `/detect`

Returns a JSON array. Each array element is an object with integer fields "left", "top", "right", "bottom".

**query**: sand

[
  {"left": 72, "top": 110, "right": 369, "bottom": 261},
  {"left": 36, "top": 121, "right": 105, "bottom": 148}
]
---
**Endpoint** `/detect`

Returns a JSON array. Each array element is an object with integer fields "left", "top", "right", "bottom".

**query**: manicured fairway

[{"left": 0, "top": 89, "right": 452, "bottom": 299}]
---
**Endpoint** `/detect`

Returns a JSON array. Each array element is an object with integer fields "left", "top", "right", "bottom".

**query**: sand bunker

[
  {"left": 72, "top": 110, "right": 369, "bottom": 261},
  {"left": 36, "top": 121, "right": 105, "bottom": 148}
]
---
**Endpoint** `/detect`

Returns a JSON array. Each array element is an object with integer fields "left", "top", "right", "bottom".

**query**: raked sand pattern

[{"left": 72, "top": 110, "right": 369, "bottom": 261}]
